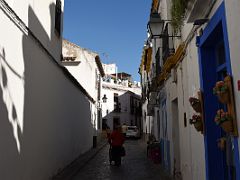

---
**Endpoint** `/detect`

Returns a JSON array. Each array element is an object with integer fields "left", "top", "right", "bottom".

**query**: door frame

[{"left": 197, "top": 2, "right": 240, "bottom": 180}]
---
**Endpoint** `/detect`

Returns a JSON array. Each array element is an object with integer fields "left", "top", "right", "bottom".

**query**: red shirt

[{"left": 110, "top": 130, "right": 124, "bottom": 146}]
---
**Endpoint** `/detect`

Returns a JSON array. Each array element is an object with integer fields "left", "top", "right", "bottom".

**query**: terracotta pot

[
  {"left": 220, "top": 120, "right": 233, "bottom": 133},
  {"left": 194, "top": 121, "right": 203, "bottom": 132},
  {"left": 189, "top": 97, "right": 202, "bottom": 113},
  {"left": 217, "top": 92, "right": 229, "bottom": 104},
  {"left": 191, "top": 101, "right": 202, "bottom": 113}
]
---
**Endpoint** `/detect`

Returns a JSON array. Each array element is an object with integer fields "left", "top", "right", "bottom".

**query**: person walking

[
  {"left": 122, "top": 123, "right": 128, "bottom": 137},
  {"left": 109, "top": 125, "right": 125, "bottom": 166}
]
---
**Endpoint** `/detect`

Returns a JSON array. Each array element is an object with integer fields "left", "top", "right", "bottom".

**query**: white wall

[
  {"left": 153, "top": 18, "right": 206, "bottom": 180},
  {"left": 101, "top": 83, "right": 141, "bottom": 130},
  {"left": 5, "top": 0, "right": 64, "bottom": 62},
  {"left": 0, "top": 1, "right": 94, "bottom": 179},
  {"left": 62, "top": 40, "right": 98, "bottom": 101},
  {"left": 103, "top": 63, "right": 116, "bottom": 75},
  {"left": 180, "top": 40, "right": 205, "bottom": 180},
  {"left": 62, "top": 40, "right": 105, "bottom": 133},
  {"left": 225, "top": 0, "right": 240, "bottom": 153}
]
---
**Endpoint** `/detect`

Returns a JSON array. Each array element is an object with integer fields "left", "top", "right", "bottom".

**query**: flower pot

[
  {"left": 217, "top": 92, "right": 229, "bottom": 104},
  {"left": 189, "top": 97, "right": 202, "bottom": 113},
  {"left": 220, "top": 120, "right": 233, "bottom": 133},
  {"left": 191, "top": 101, "right": 202, "bottom": 113},
  {"left": 194, "top": 121, "right": 203, "bottom": 132}
]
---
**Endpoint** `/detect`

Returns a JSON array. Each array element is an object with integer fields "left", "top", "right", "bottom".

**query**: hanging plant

[
  {"left": 214, "top": 109, "right": 233, "bottom": 133},
  {"left": 190, "top": 114, "right": 203, "bottom": 132},
  {"left": 213, "top": 81, "right": 229, "bottom": 103},
  {"left": 171, "top": 0, "right": 189, "bottom": 33}
]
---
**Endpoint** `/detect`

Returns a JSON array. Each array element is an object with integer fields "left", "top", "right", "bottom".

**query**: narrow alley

[
  {"left": 1, "top": 0, "right": 240, "bottom": 179},
  {"left": 72, "top": 139, "right": 171, "bottom": 180}
]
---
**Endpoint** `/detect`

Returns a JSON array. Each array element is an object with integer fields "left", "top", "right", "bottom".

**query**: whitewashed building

[
  {"left": 101, "top": 64, "right": 142, "bottom": 131},
  {"left": 0, "top": 0, "right": 99, "bottom": 179},
  {"left": 62, "top": 39, "right": 105, "bottom": 146},
  {"left": 140, "top": 0, "right": 240, "bottom": 180}
]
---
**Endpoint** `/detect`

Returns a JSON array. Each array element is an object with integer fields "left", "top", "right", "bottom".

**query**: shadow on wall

[
  {"left": 0, "top": 48, "right": 22, "bottom": 178},
  {"left": 1, "top": 2, "right": 93, "bottom": 180},
  {"left": 102, "top": 91, "right": 142, "bottom": 131}
]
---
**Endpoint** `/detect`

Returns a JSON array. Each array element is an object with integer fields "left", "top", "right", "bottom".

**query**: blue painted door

[{"left": 198, "top": 3, "right": 239, "bottom": 180}]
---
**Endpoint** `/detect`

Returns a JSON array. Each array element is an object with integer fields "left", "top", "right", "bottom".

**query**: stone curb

[{"left": 52, "top": 140, "right": 108, "bottom": 180}]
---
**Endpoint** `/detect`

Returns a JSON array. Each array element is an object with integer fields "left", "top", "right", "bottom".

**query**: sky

[{"left": 63, "top": 0, "right": 151, "bottom": 81}]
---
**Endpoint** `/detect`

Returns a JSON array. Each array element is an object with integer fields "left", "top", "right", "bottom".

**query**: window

[
  {"left": 102, "top": 119, "right": 108, "bottom": 130},
  {"left": 97, "top": 110, "right": 101, "bottom": 129},
  {"left": 55, "top": 0, "right": 62, "bottom": 35},
  {"left": 114, "top": 93, "right": 120, "bottom": 112}
]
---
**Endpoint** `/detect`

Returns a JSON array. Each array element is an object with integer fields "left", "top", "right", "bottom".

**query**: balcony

[{"left": 162, "top": 23, "right": 175, "bottom": 65}]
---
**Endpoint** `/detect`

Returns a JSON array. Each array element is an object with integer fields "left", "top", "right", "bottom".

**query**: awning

[
  {"left": 146, "top": 47, "right": 152, "bottom": 73},
  {"left": 139, "top": 46, "right": 148, "bottom": 74}
]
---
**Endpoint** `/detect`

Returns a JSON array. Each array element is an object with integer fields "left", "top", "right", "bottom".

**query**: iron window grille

[{"left": 162, "top": 23, "right": 175, "bottom": 64}]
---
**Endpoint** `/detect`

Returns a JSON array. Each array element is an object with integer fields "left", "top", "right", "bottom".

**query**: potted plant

[
  {"left": 213, "top": 81, "right": 229, "bottom": 103},
  {"left": 189, "top": 97, "right": 201, "bottom": 113},
  {"left": 214, "top": 109, "right": 233, "bottom": 133},
  {"left": 171, "top": 0, "right": 190, "bottom": 33},
  {"left": 190, "top": 114, "right": 203, "bottom": 132}
]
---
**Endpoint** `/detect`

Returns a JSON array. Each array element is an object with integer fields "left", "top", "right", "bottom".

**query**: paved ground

[{"left": 72, "top": 139, "right": 172, "bottom": 180}]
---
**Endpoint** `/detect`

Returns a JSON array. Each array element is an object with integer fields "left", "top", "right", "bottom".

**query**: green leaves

[{"left": 171, "top": 0, "right": 189, "bottom": 33}]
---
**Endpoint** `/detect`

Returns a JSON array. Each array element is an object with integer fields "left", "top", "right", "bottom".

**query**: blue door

[{"left": 197, "top": 3, "right": 240, "bottom": 180}]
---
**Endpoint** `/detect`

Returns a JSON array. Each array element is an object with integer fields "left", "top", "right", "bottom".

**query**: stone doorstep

[{"left": 52, "top": 140, "right": 108, "bottom": 180}]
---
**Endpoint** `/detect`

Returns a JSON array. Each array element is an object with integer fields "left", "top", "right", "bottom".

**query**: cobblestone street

[{"left": 72, "top": 139, "right": 171, "bottom": 180}]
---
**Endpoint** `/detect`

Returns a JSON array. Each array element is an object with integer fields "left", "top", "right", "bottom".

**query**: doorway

[
  {"left": 198, "top": 3, "right": 239, "bottom": 180},
  {"left": 172, "top": 98, "right": 181, "bottom": 178},
  {"left": 113, "top": 117, "right": 120, "bottom": 130}
]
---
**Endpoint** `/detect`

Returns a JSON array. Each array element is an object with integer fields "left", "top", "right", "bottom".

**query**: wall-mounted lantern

[
  {"left": 147, "top": 12, "right": 181, "bottom": 38},
  {"left": 147, "top": 12, "right": 165, "bottom": 38}
]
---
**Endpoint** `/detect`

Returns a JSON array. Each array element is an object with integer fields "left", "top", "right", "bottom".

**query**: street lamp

[
  {"left": 147, "top": 12, "right": 164, "bottom": 38},
  {"left": 102, "top": 94, "right": 107, "bottom": 103},
  {"left": 147, "top": 12, "right": 181, "bottom": 38}
]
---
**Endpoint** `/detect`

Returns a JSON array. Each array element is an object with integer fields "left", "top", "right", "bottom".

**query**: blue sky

[{"left": 63, "top": 1, "right": 151, "bottom": 81}]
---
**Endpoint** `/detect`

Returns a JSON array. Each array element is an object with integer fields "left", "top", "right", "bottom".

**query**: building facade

[
  {"left": 101, "top": 64, "right": 142, "bottom": 131},
  {"left": 62, "top": 39, "right": 105, "bottom": 146},
  {"left": 140, "top": 0, "right": 240, "bottom": 180},
  {"left": 0, "top": 0, "right": 99, "bottom": 179}
]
